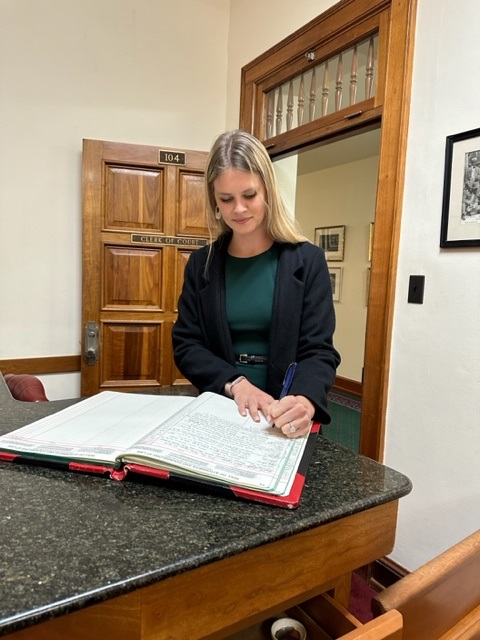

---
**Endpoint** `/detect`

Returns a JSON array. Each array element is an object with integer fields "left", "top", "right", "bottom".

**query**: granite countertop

[{"left": 0, "top": 374, "right": 412, "bottom": 636}]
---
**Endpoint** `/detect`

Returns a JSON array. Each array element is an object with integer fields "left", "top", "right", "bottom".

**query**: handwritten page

[{"left": 124, "top": 393, "right": 308, "bottom": 495}]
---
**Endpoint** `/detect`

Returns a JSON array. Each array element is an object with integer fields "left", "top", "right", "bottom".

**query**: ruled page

[{"left": 0, "top": 392, "right": 193, "bottom": 464}]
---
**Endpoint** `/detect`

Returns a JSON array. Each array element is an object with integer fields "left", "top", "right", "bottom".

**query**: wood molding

[
  {"left": 0, "top": 356, "right": 81, "bottom": 376},
  {"left": 333, "top": 377, "right": 362, "bottom": 398},
  {"left": 372, "top": 557, "right": 409, "bottom": 590},
  {"left": 356, "top": 557, "right": 409, "bottom": 592}
]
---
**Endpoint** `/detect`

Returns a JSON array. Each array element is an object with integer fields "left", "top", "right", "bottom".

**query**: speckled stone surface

[{"left": 0, "top": 374, "right": 412, "bottom": 636}]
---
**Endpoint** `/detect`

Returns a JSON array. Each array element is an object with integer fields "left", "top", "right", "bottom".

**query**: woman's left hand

[{"left": 265, "top": 395, "right": 315, "bottom": 438}]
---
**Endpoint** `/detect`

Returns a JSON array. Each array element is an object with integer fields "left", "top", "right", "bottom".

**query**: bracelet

[{"left": 225, "top": 376, "right": 246, "bottom": 398}]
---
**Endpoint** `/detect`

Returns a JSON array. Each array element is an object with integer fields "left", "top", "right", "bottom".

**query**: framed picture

[
  {"left": 366, "top": 267, "right": 371, "bottom": 306},
  {"left": 440, "top": 128, "right": 480, "bottom": 247},
  {"left": 368, "top": 222, "right": 374, "bottom": 262},
  {"left": 328, "top": 266, "right": 343, "bottom": 302},
  {"left": 314, "top": 225, "right": 345, "bottom": 260}
]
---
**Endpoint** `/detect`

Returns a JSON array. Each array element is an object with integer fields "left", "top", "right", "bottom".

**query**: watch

[{"left": 225, "top": 375, "right": 246, "bottom": 398}]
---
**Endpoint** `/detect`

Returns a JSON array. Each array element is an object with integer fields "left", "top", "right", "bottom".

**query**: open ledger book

[{"left": 0, "top": 391, "right": 319, "bottom": 508}]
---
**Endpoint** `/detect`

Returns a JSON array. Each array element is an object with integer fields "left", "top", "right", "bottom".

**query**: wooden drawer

[{"left": 224, "top": 594, "right": 362, "bottom": 640}]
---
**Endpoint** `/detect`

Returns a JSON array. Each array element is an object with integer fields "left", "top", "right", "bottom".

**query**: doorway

[
  {"left": 273, "top": 126, "right": 381, "bottom": 450},
  {"left": 240, "top": 0, "right": 417, "bottom": 461}
]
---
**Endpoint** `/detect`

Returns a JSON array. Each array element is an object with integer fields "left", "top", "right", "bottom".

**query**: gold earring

[{"left": 215, "top": 206, "right": 221, "bottom": 220}]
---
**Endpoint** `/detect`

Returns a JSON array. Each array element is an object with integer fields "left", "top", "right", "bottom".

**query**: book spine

[
  {"left": 0, "top": 452, "right": 18, "bottom": 462},
  {"left": 124, "top": 463, "right": 170, "bottom": 480},
  {"left": 69, "top": 462, "right": 119, "bottom": 478}
]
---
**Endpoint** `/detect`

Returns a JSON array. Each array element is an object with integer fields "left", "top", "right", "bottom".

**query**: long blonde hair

[{"left": 205, "top": 130, "right": 308, "bottom": 244}]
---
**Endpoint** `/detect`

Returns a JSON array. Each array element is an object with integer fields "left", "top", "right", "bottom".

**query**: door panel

[
  {"left": 105, "top": 166, "right": 165, "bottom": 230},
  {"left": 103, "top": 246, "right": 163, "bottom": 310},
  {"left": 82, "top": 139, "right": 208, "bottom": 396},
  {"left": 101, "top": 322, "right": 162, "bottom": 387},
  {"left": 177, "top": 171, "right": 208, "bottom": 235}
]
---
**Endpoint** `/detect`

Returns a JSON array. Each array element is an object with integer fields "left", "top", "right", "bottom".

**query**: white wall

[{"left": 0, "top": 0, "right": 229, "bottom": 399}]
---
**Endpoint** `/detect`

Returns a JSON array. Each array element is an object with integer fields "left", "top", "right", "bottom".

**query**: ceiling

[{"left": 295, "top": 126, "right": 381, "bottom": 174}]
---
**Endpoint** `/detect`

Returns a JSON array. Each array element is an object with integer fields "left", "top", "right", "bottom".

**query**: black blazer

[{"left": 172, "top": 236, "right": 340, "bottom": 424}]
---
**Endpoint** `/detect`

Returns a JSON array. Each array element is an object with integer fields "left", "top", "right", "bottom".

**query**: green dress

[{"left": 225, "top": 245, "right": 279, "bottom": 390}]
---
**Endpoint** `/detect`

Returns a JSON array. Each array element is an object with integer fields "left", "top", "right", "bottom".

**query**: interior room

[{"left": 0, "top": 0, "right": 479, "bottom": 638}]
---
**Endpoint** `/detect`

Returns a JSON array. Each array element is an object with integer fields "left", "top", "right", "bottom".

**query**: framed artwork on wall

[
  {"left": 328, "top": 266, "right": 343, "bottom": 302},
  {"left": 440, "top": 128, "right": 480, "bottom": 247},
  {"left": 368, "top": 222, "right": 374, "bottom": 262},
  {"left": 314, "top": 225, "right": 345, "bottom": 261}
]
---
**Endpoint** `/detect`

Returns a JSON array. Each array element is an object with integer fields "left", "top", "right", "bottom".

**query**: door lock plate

[{"left": 84, "top": 322, "right": 99, "bottom": 365}]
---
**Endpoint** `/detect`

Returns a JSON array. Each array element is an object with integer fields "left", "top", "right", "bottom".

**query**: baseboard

[
  {"left": 333, "top": 376, "right": 362, "bottom": 398},
  {"left": 356, "top": 557, "right": 409, "bottom": 593},
  {"left": 373, "top": 557, "right": 409, "bottom": 589}
]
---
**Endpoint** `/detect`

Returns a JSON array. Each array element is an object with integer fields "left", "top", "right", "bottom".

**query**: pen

[
  {"left": 270, "top": 362, "right": 297, "bottom": 428},
  {"left": 279, "top": 362, "right": 297, "bottom": 399}
]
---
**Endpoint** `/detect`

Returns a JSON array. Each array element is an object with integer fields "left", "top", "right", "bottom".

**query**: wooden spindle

[
  {"left": 275, "top": 86, "right": 283, "bottom": 136},
  {"left": 286, "top": 80, "right": 294, "bottom": 131},
  {"left": 265, "top": 91, "right": 274, "bottom": 139},
  {"left": 350, "top": 44, "right": 358, "bottom": 105},
  {"left": 322, "top": 60, "right": 330, "bottom": 116},
  {"left": 366, "top": 36, "right": 374, "bottom": 99},
  {"left": 297, "top": 75, "right": 305, "bottom": 127},
  {"left": 335, "top": 52, "right": 343, "bottom": 111},
  {"left": 309, "top": 66, "right": 317, "bottom": 122}
]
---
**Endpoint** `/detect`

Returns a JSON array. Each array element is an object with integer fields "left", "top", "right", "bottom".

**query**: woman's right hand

[{"left": 227, "top": 378, "right": 274, "bottom": 423}]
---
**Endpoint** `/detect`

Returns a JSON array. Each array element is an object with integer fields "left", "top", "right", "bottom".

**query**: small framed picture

[
  {"left": 440, "top": 128, "right": 480, "bottom": 247},
  {"left": 314, "top": 225, "right": 345, "bottom": 261},
  {"left": 328, "top": 266, "right": 343, "bottom": 302},
  {"left": 368, "top": 222, "right": 374, "bottom": 262}
]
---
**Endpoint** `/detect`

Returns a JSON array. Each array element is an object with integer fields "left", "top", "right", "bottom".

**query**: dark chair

[{"left": 4, "top": 373, "right": 49, "bottom": 402}]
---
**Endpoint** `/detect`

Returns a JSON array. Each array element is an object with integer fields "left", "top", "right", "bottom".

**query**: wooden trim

[
  {"left": 0, "top": 356, "right": 81, "bottom": 376},
  {"left": 371, "top": 557, "right": 409, "bottom": 590},
  {"left": 356, "top": 557, "right": 409, "bottom": 592},
  {"left": 333, "top": 377, "right": 362, "bottom": 398},
  {"left": 360, "top": 0, "right": 418, "bottom": 461}
]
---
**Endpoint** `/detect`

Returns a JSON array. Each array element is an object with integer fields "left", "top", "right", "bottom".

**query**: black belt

[{"left": 235, "top": 354, "right": 268, "bottom": 364}]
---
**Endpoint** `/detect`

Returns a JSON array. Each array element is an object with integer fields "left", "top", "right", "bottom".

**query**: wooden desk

[{"left": 0, "top": 375, "right": 411, "bottom": 639}]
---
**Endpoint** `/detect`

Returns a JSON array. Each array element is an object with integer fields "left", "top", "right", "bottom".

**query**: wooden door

[{"left": 81, "top": 140, "right": 208, "bottom": 397}]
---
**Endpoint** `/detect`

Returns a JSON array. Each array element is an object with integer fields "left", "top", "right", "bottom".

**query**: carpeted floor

[
  {"left": 349, "top": 572, "right": 377, "bottom": 622},
  {"left": 324, "top": 391, "right": 362, "bottom": 452}
]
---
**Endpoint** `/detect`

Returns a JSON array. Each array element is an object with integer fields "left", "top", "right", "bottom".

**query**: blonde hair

[{"left": 205, "top": 130, "right": 308, "bottom": 244}]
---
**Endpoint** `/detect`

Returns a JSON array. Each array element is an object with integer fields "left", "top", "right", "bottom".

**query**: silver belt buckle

[{"left": 238, "top": 354, "right": 249, "bottom": 364}]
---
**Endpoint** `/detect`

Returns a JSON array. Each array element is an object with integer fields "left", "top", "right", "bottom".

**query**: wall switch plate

[{"left": 408, "top": 275, "right": 425, "bottom": 304}]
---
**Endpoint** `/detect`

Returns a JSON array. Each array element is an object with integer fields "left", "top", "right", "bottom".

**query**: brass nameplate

[
  {"left": 131, "top": 234, "right": 207, "bottom": 247},
  {"left": 158, "top": 150, "right": 186, "bottom": 165}
]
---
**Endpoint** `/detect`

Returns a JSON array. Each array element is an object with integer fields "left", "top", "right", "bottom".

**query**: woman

[{"left": 172, "top": 130, "right": 340, "bottom": 438}]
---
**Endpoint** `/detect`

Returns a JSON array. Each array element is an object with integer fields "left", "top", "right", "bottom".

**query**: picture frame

[
  {"left": 368, "top": 222, "right": 374, "bottom": 262},
  {"left": 328, "top": 266, "right": 343, "bottom": 302},
  {"left": 366, "top": 267, "right": 371, "bottom": 306},
  {"left": 314, "top": 225, "right": 345, "bottom": 261},
  {"left": 440, "top": 128, "right": 480, "bottom": 247}
]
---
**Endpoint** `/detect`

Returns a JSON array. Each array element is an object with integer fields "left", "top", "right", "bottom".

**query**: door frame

[{"left": 239, "top": 0, "right": 418, "bottom": 461}]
